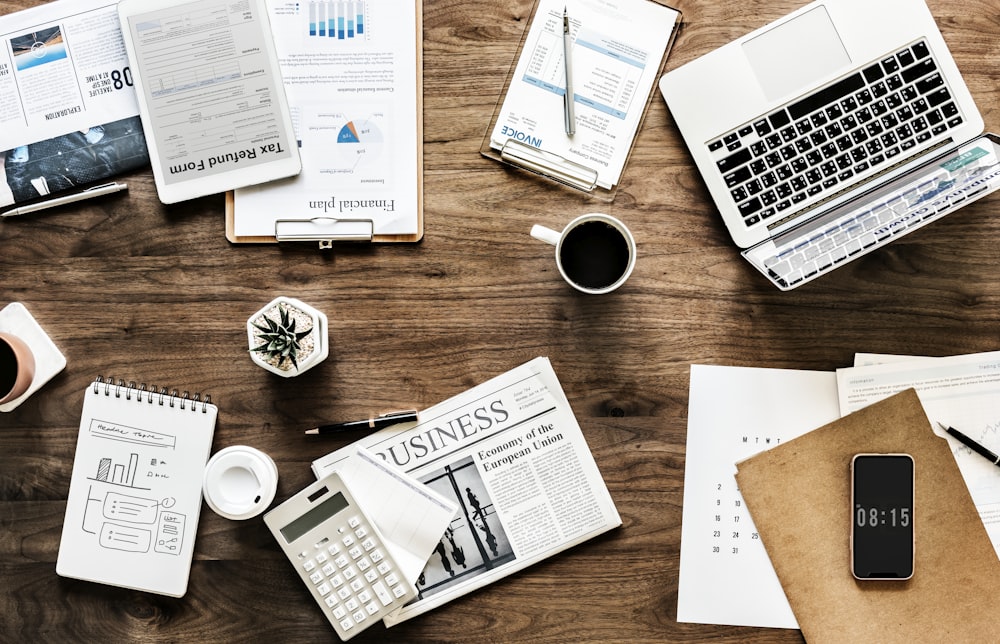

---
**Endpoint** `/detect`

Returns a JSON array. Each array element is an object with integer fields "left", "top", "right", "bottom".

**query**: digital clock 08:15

[{"left": 850, "top": 453, "right": 914, "bottom": 580}]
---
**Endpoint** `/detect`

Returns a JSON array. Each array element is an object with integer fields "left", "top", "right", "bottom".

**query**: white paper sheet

[
  {"left": 678, "top": 364, "right": 840, "bottom": 629},
  {"left": 837, "top": 350, "right": 1000, "bottom": 559}
]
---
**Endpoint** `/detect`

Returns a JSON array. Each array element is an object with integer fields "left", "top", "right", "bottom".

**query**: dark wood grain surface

[{"left": 2, "top": 0, "right": 998, "bottom": 641}]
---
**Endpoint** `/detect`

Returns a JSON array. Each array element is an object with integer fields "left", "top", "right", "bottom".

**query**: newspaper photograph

[
  {"left": 312, "top": 357, "right": 621, "bottom": 625},
  {"left": 0, "top": 0, "right": 148, "bottom": 207}
]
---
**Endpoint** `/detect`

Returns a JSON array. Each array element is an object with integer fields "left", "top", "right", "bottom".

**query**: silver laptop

[{"left": 659, "top": 0, "right": 1000, "bottom": 290}]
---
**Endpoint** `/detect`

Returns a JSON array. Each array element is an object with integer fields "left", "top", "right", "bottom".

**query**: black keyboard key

[
  {"left": 916, "top": 73, "right": 944, "bottom": 94},
  {"left": 795, "top": 119, "right": 813, "bottom": 135},
  {"left": 807, "top": 185, "right": 823, "bottom": 197},
  {"left": 927, "top": 109, "right": 943, "bottom": 125},
  {"left": 863, "top": 63, "right": 884, "bottom": 83},
  {"left": 788, "top": 73, "right": 865, "bottom": 120},
  {"left": 738, "top": 125, "right": 754, "bottom": 137},
  {"left": 751, "top": 141, "right": 767, "bottom": 156},
  {"left": 776, "top": 199, "right": 792, "bottom": 212},
  {"left": 738, "top": 197, "right": 762, "bottom": 218},
  {"left": 751, "top": 159, "right": 767, "bottom": 174},
  {"left": 765, "top": 152, "right": 782, "bottom": 167},
  {"left": 769, "top": 109, "right": 791, "bottom": 128},
  {"left": 897, "top": 50, "right": 915, "bottom": 68},
  {"left": 717, "top": 147, "right": 751, "bottom": 173},
  {"left": 759, "top": 207, "right": 776, "bottom": 220},
  {"left": 776, "top": 164, "right": 793, "bottom": 180},
  {"left": 753, "top": 119, "right": 771, "bottom": 136},
  {"left": 886, "top": 74, "right": 903, "bottom": 91},
  {"left": 795, "top": 139, "right": 813, "bottom": 154},
  {"left": 724, "top": 133, "right": 739, "bottom": 145},
  {"left": 806, "top": 169, "right": 822, "bottom": 184},
  {"left": 838, "top": 169, "right": 854, "bottom": 181},
  {"left": 912, "top": 41, "right": 930, "bottom": 59},
  {"left": 766, "top": 133, "right": 782, "bottom": 149},
  {"left": 822, "top": 177, "right": 839, "bottom": 189},
  {"left": 708, "top": 140, "right": 723, "bottom": 152},
  {"left": 835, "top": 154, "right": 852, "bottom": 170},
  {"left": 856, "top": 89, "right": 873, "bottom": 105},
  {"left": 926, "top": 88, "right": 951, "bottom": 108},
  {"left": 941, "top": 102, "right": 958, "bottom": 118},
  {"left": 724, "top": 166, "right": 751, "bottom": 188},
  {"left": 872, "top": 82, "right": 888, "bottom": 98},
  {"left": 881, "top": 56, "right": 899, "bottom": 73},
  {"left": 731, "top": 186, "right": 748, "bottom": 202},
  {"left": 747, "top": 179, "right": 763, "bottom": 195},
  {"left": 947, "top": 116, "right": 964, "bottom": 128},
  {"left": 902, "top": 58, "right": 936, "bottom": 84},
  {"left": 826, "top": 104, "right": 843, "bottom": 120}
]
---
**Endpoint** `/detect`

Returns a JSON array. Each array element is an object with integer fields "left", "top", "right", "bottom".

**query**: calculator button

[
  {"left": 376, "top": 561, "right": 391, "bottom": 575},
  {"left": 372, "top": 581, "right": 393, "bottom": 606},
  {"left": 370, "top": 549, "right": 384, "bottom": 563},
  {"left": 349, "top": 546, "right": 362, "bottom": 559},
  {"left": 350, "top": 579, "right": 364, "bottom": 593},
  {"left": 317, "top": 582, "right": 331, "bottom": 596},
  {"left": 337, "top": 587, "right": 351, "bottom": 600},
  {"left": 330, "top": 574, "right": 344, "bottom": 588},
  {"left": 340, "top": 617, "right": 354, "bottom": 631},
  {"left": 343, "top": 566, "right": 357, "bottom": 580},
  {"left": 324, "top": 595, "right": 338, "bottom": 608},
  {"left": 333, "top": 606, "right": 347, "bottom": 619},
  {"left": 309, "top": 571, "right": 323, "bottom": 585},
  {"left": 345, "top": 598, "right": 359, "bottom": 612},
  {"left": 353, "top": 610, "right": 366, "bottom": 623},
  {"left": 364, "top": 570, "right": 378, "bottom": 583},
  {"left": 384, "top": 572, "right": 399, "bottom": 586},
  {"left": 365, "top": 601, "right": 380, "bottom": 616},
  {"left": 327, "top": 544, "right": 340, "bottom": 556},
  {"left": 357, "top": 557, "right": 371, "bottom": 571},
  {"left": 349, "top": 516, "right": 361, "bottom": 529},
  {"left": 361, "top": 538, "right": 375, "bottom": 552},
  {"left": 358, "top": 590, "right": 372, "bottom": 604},
  {"left": 355, "top": 526, "right": 368, "bottom": 539},
  {"left": 342, "top": 535, "right": 355, "bottom": 547},
  {"left": 321, "top": 563, "right": 335, "bottom": 576},
  {"left": 335, "top": 555, "right": 349, "bottom": 568},
  {"left": 303, "top": 559, "right": 317, "bottom": 572},
  {"left": 315, "top": 552, "right": 328, "bottom": 564},
  {"left": 391, "top": 584, "right": 407, "bottom": 598}
]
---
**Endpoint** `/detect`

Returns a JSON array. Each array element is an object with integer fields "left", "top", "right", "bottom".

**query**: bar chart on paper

[{"left": 308, "top": 0, "right": 368, "bottom": 40}]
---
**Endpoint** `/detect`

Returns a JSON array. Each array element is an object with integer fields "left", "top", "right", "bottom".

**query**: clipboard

[
  {"left": 480, "top": 0, "right": 680, "bottom": 201},
  {"left": 735, "top": 389, "right": 1000, "bottom": 643},
  {"left": 225, "top": 0, "right": 424, "bottom": 246}
]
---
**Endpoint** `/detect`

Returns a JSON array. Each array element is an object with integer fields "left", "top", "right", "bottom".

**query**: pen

[
  {"left": 939, "top": 422, "right": 1000, "bottom": 466},
  {"left": 562, "top": 7, "right": 576, "bottom": 136},
  {"left": 0, "top": 182, "right": 128, "bottom": 218},
  {"left": 305, "top": 410, "right": 419, "bottom": 435}
]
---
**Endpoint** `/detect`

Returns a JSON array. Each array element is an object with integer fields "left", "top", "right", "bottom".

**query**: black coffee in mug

[
  {"left": 0, "top": 339, "right": 18, "bottom": 399},
  {"left": 559, "top": 220, "right": 631, "bottom": 290}
]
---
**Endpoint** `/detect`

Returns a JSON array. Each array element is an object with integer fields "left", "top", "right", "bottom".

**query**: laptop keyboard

[{"left": 707, "top": 39, "right": 964, "bottom": 229}]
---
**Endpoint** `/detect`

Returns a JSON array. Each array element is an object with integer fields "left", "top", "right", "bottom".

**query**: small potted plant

[{"left": 247, "top": 296, "right": 328, "bottom": 377}]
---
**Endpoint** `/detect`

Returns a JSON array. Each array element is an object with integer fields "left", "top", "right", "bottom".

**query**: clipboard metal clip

[
  {"left": 499, "top": 139, "right": 599, "bottom": 192},
  {"left": 275, "top": 217, "right": 375, "bottom": 249}
]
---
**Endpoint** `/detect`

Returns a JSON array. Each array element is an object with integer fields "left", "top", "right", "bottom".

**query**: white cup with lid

[{"left": 203, "top": 446, "right": 278, "bottom": 520}]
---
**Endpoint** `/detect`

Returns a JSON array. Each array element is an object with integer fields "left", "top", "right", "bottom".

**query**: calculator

[{"left": 263, "top": 472, "right": 417, "bottom": 640}]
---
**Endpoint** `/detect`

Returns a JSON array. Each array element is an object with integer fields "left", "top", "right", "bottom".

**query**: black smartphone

[{"left": 850, "top": 453, "right": 914, "bottom": 580}]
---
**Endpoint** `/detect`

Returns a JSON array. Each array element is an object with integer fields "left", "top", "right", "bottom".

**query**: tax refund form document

[
  {"left": 488, "top": 0, "right": 679, "bottom": 190},
  {"left": 679, "top": 364, "right": 840, "bottom": 629}
]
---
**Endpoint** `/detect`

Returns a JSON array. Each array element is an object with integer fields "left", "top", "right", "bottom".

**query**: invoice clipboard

[
  {"left": 225, "top": 0, "right": 424, "bottom": 246},
  {"left": 480, "top": 0, "right": 680, "bottom": 201}
]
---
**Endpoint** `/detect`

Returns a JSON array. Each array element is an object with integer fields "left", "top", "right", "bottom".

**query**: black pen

[
  {"left": 305, "top": 410, "right": 419, "bottom": 435},
  {"left": 939, "top": 422, "right": 1000, "bottom": 466}
]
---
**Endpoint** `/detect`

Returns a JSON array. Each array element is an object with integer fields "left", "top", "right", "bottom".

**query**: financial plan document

[
  {"left": 488, "top": 0, "right": 679, "bottom": 190},
  {"left": 231, "top": 0, "right": 422, "bottom": 240}
]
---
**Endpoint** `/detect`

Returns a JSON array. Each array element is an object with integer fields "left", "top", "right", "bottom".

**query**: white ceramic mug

[
  {"left": 203, "top": 446, "right": 278, "bottom": 520},
  {"left": 0, "top": 332, "right": 35, "bottom": 405},
  {"left": 530, "top": 213, "right": 636, "bottom": 294}
]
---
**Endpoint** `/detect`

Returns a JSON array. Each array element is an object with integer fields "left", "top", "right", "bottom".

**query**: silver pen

[
  {"left": 563, "top": 7, "right": 576, "bottom": 136},
  {"left": 1, "top": 182, "right": 128, "bottom": 218}
]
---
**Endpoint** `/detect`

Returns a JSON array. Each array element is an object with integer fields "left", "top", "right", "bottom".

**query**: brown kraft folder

[{"left": 735, "top": 388, "right": 1000, "bottom": 643}]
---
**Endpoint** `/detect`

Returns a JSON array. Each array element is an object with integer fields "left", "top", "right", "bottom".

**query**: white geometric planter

[{"left": 247, "top": 296, "right": 329, "bottom": 378}]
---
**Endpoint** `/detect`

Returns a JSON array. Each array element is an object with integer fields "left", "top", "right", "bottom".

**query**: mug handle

[{"left": 530, "top": 224, "right": 561, "bottom": 246}]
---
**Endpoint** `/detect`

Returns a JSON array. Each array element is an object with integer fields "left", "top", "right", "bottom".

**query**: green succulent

[{"left": 250, "top": 303, "right": 313, "bottom": 370}]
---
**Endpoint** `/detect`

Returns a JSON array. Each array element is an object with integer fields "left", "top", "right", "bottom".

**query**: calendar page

[{"left": 677, "top": 365, "right": 839, "bottom": 628}]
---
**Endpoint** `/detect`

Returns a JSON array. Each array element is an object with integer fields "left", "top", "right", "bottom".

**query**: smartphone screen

[{"left": 851, "top": 454, "right": 914, "bottom": 580}]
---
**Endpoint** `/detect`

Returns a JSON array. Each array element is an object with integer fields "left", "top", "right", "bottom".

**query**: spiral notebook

[{"left": 56, "top": 377, "right": 218, "bottom": 597}]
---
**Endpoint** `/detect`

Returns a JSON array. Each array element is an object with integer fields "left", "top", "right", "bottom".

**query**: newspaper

[
  {"left": 0, "top": 0, "right": 148, "bottom": 207},
  {"left": 312, "top": 357, "right": 621, "bottom": 626}
]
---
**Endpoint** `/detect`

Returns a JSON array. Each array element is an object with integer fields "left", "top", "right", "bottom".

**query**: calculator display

[{"left": 280, "top": 491, "right": 350, "bottom": 543}]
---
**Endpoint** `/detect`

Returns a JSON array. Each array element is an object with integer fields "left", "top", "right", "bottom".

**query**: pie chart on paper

[{"left": 336, "top": 118, "right": 384, "bottom": 169}]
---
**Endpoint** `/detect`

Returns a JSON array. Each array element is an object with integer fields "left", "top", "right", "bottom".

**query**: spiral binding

[{"left": 92, "top": 376, "right": 212, "bottom": 412}]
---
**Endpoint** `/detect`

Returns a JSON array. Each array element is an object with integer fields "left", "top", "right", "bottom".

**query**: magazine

[
  {"left": 0, "top": 0, "right": 148, "bottom": 208},
  {"left": 312, "top": 357, "right": 621, "bottom": 626}
]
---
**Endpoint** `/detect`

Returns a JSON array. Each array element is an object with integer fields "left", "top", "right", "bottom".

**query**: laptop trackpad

[{"left": 743, "top": 6, "right": 850, "bottom": 101}]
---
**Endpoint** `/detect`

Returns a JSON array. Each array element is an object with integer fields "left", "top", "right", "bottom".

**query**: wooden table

[{"left": 2, "top": 0, "right": 997, "bottom": 641}]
